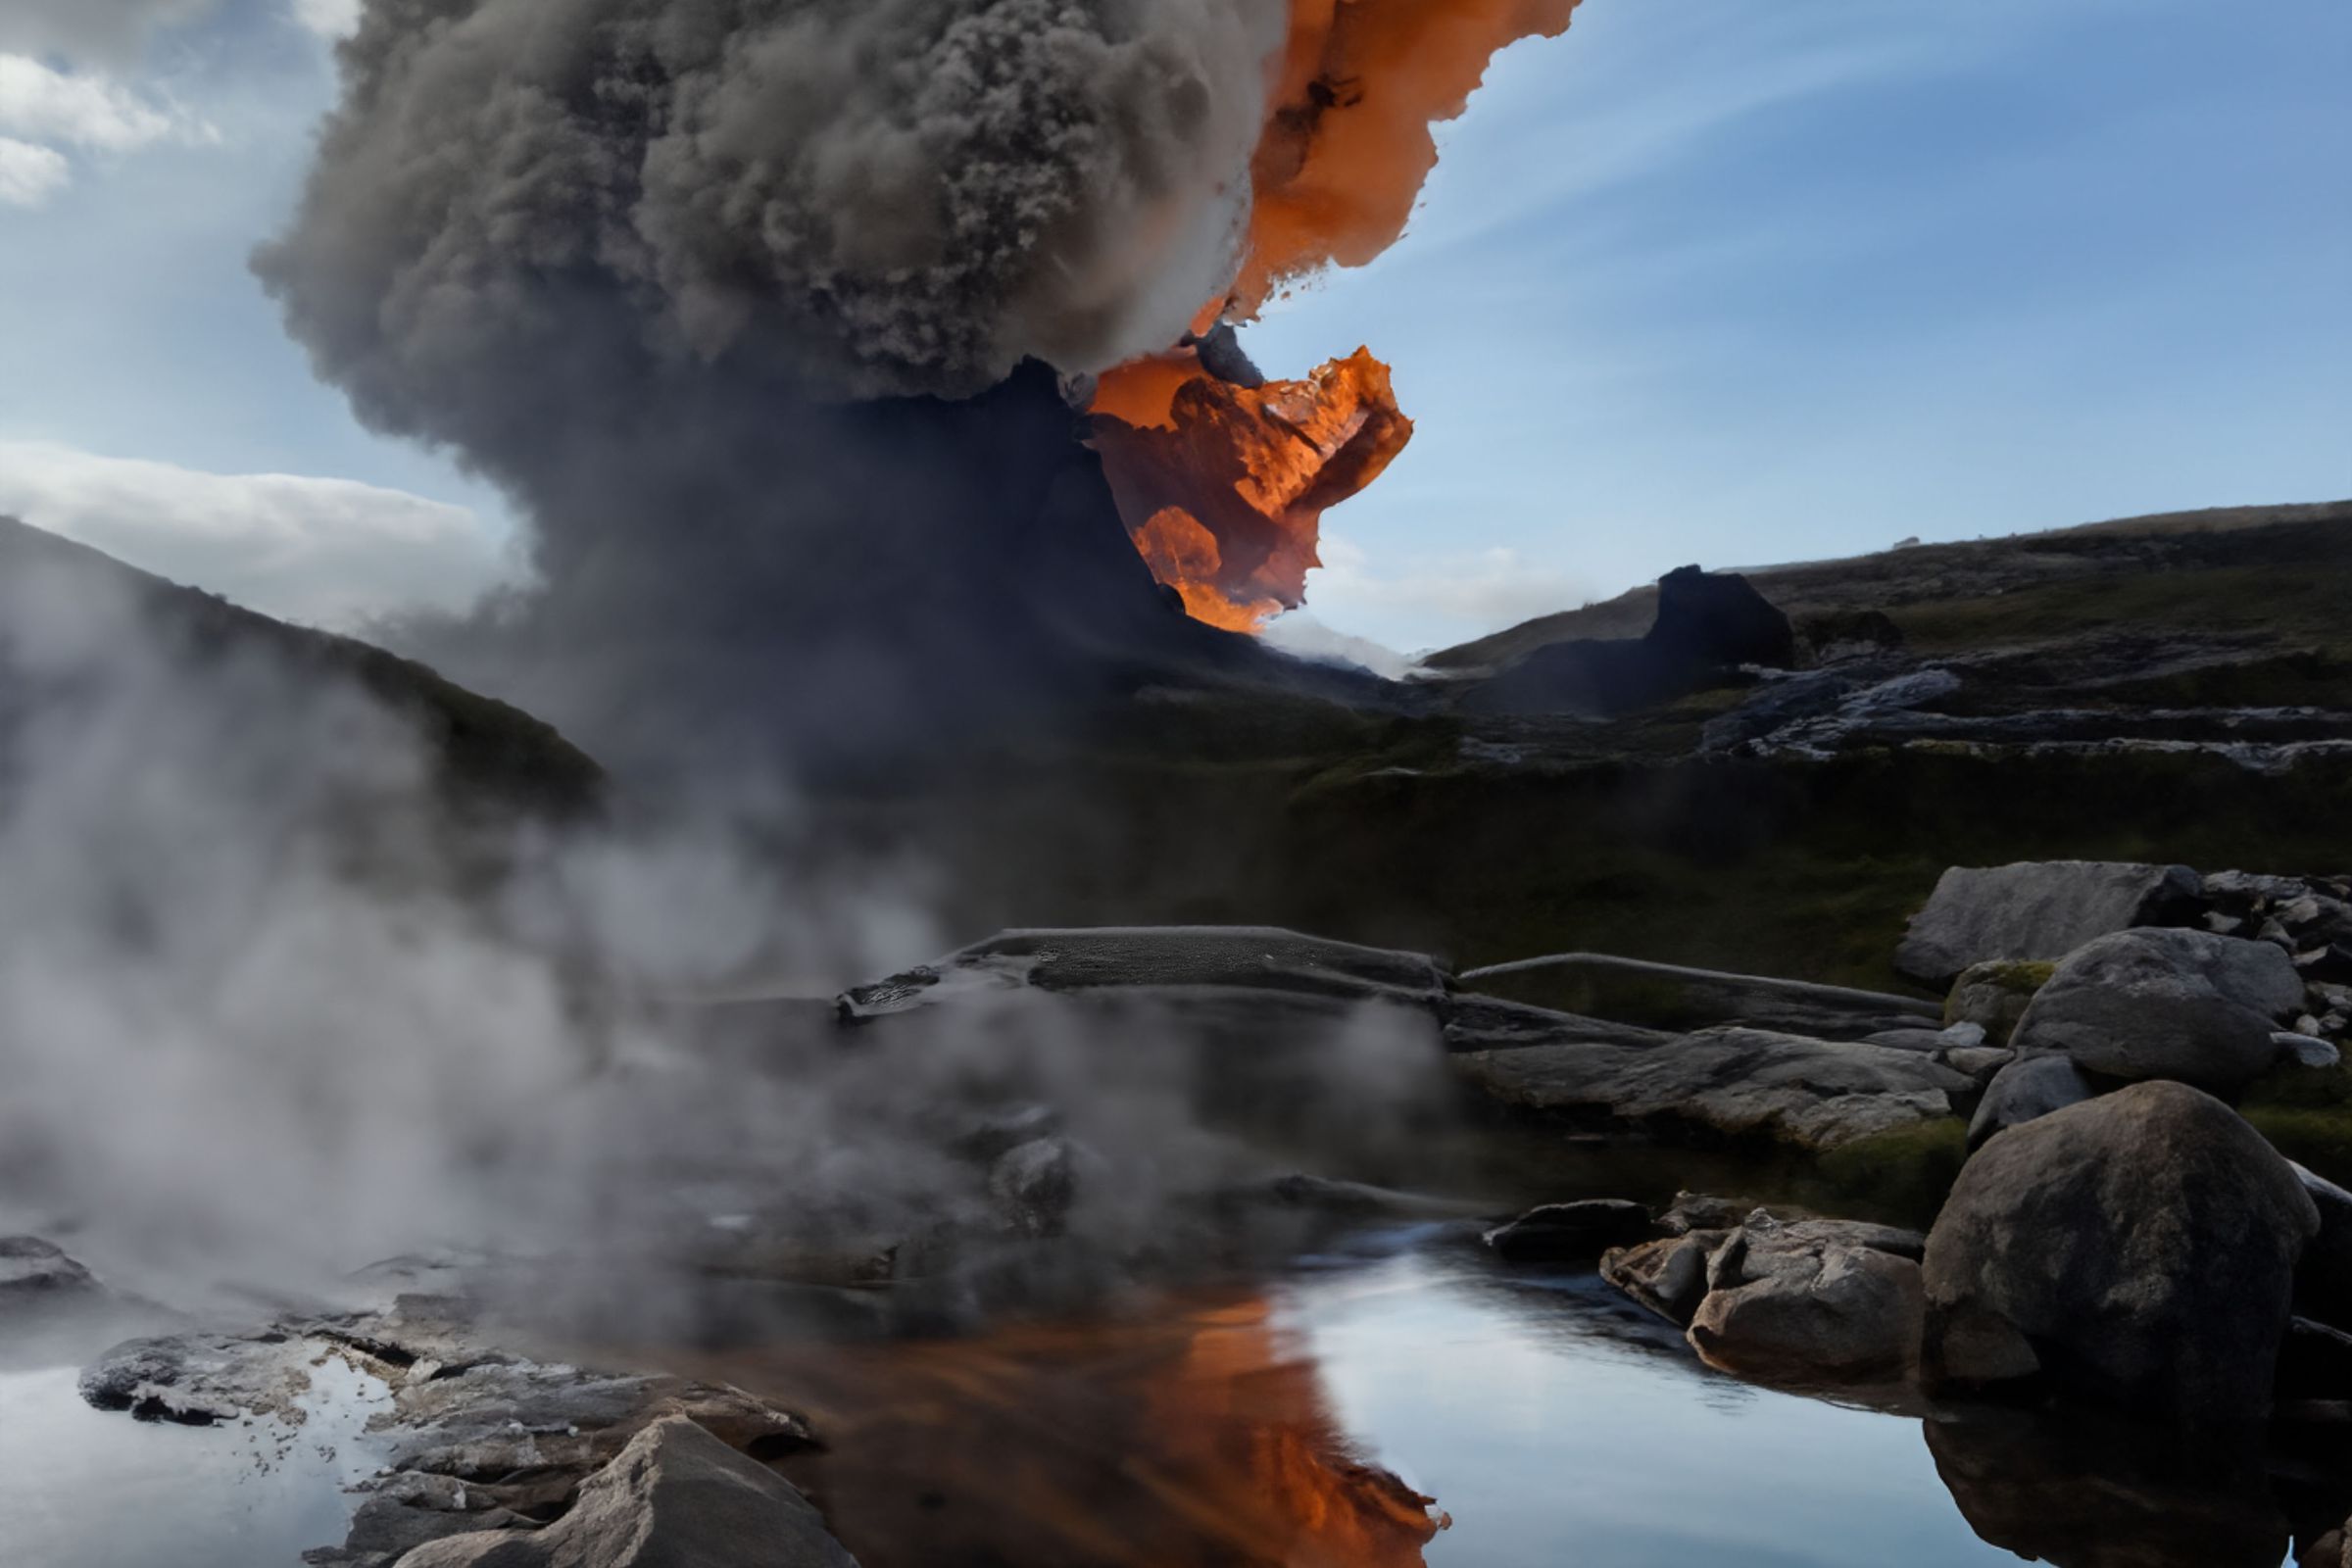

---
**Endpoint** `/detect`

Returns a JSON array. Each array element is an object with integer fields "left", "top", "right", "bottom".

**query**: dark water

[{"left": 0, "top": 1228, "right": 2319, "bottom": 1567}]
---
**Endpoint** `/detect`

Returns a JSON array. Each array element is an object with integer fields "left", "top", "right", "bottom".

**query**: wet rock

[
  {"left": 1599, "top": 1232, "right": 1727, "bottom": 1327},
  {"left": 1483, "top": 1200, "right": 1659, "bottom": 1263},
  {"left": 1895, "top": 860, "right": 2202, "bottom": 989},
  {"left": 1944, "top": 957, "right": 2058, "bottom": 1047},
  {"left": 1656, "top": 1193, "right": 1765, "bottom": 1236},
  {"left": 392, "top": 1414, "right": 858, "bottom": 1567},
  {"left": 2013, "top": 928, "right": 2311, "bottom": 1091},
  {"left": 1966, "top": 1054, "right": 2095, "bottom": 1150},
  {"left": 1923, "top": 1081, "right": 2319, "bottom": 1422},
  {"left": 1926, "top": 1405, "right": 2289, "bottom": 1568},
  {"left": 1454, "top": 1026, "right": 1970, "bottom": 1152},
  {"left": 1686, "top": 1213, "right": 1926, "bottom": 1385}
]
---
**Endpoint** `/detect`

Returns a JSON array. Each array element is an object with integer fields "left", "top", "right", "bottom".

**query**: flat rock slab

[
  {"left": 1896, "top": 860, "right": 2201, "bottom": 988},
  {"left": 840, "top": 926, "right": 1449, "bottom": 1020},
  {"left": 1455, "top": 1026, "right": 1970, "bottom": 1152}
]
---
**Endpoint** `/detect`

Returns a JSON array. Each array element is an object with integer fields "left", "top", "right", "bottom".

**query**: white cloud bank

[
  {"left": 0, "top": 441, "right": 519, "bottom": 628},
  {"left": 1292, "top": 531, "right": 1596, "bottom": 660}
]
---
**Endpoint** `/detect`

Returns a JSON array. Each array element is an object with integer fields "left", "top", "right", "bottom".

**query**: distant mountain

[
  {"left": 1427, "top": 499, "right": 2352, "bottom": 676},
  {"left": 0, "top": 514, "right": 603, "bottom": 818}
]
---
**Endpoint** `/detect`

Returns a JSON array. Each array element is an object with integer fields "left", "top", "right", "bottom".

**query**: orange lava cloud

[
  {"left": 1094, "top": 349, "right": 1413, "bottom": 629},
  {"left": 1092, "top": 0, "right": 1577, "bottom": 628},
  {"left": 1236, "top": 0, "right": 1583, "bottom": 317}
]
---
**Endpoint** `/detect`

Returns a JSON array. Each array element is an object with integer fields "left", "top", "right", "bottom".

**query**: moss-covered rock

[{"left": 1945, "top": 959, "right": 2058, "bottom": 1045}]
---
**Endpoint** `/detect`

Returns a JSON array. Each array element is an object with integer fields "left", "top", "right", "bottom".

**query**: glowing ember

[
  {"left": 1094, "top": 350, "right": 1414, "bottom": 630},
  {"left": 1093, "top": 0, "right": 1579, "bottom": 627}
]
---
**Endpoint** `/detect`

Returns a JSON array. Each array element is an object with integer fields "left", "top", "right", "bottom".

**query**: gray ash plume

[{"left": 257, "top": 0, "right": 1315, "bottom": 778}]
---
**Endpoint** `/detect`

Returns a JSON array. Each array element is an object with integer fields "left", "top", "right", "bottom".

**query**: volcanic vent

[{"left": 259, "top": 0, "right": 1579, "bottom": 776}]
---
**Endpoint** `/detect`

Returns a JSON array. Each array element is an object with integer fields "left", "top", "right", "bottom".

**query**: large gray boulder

[
  {"left": 2012, "top": 927, "right": 2309, "bottom": 1091},
  {"left": 1922, "top": 1081, "right": 2319, "bottom": 1422},
  {"left": 1685, "top": 1213, "right": 1926, "bottom": 1385},
  {"left": 1455, "top": 1026, "right": 1969, "bottom": 1152},
  {"left": 394, "top": 1414, "right": 858, "bottom": 1567},
  {"left": 1896, "top": 861, "right": 2200, "bottom": 988}
]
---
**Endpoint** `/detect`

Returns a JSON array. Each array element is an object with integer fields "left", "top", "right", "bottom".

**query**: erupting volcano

[{"left": 1091, "top": 0, "right": 1582, "bottom": 628}]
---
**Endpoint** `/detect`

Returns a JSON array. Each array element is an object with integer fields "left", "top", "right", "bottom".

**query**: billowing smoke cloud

[
  {"left": 257, "top": 0, "right": 1312, "bottom": 776},
  {"left": 261, "top": 0, "right": 1285, "bottom": 415}
]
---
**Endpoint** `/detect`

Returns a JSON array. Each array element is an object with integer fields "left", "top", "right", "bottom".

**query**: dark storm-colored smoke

[{"left": 257, "top": 0, "right": 1298, "bottom": 776}]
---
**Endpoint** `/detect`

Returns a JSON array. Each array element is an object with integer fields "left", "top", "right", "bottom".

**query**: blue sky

[{"left": 2, "top": 0, "right": 2346, "bottom": 657}]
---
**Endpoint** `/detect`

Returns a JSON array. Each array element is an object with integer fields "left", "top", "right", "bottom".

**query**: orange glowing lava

[
  {"left": 1093, "top": 0, "right": 1581, "bottom": 629},
  {"left": 1095, "top": 349, "right": 1413, "bottom": 629},
  {"left": 677, "top": 1295, "right": 1442, "bottom": 1568}
]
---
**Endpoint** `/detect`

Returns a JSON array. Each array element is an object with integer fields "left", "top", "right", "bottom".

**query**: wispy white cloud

[
  {"left": 1297, "top": 532, "right": 1596, "bottom": 655},
  {"left": 0, "top": 441, "right": 519, "bottom": 628},
  {"left": 0, "top": 54, "right": 204, "bottom": 153},
  {"left": 0, "top": 51, "right": 216, "bottom": 203},
  {"left": 0, "top": 135, "right": 69, "bottom": 207}
]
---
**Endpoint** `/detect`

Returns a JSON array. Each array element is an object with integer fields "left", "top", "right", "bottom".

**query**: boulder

[
  {"left": 1896, "top": 861, "right": 2201, "bottom": 989},
  {"left": 1942, "top": 1046, "right": 2016, "bottom": 1082},
  {"left": 393, "top": 1414, "right": 858, "bottom": 1567},
  {"left": 1483, "top": 1200, "right": 1659, "bottom": 1263},
  {"left": 1454, "top": 1026, "right": 1969, "bottom": 1152},
  {"left": 1922, "top": 1081, "right": 2320, "bottom": 1422},
  {"left": 1966, "top": 1054, "right": 2095, "bottom": 1150},
  {"left": 2013, "top": 928, "right": 2310, "bottom": 1091},
  {"left": 1461, "top": 566, "right": 1791, "bottom": 719},
  {"left": 1685, "top": 1213, "right": 1926, "bottom": 1385}
]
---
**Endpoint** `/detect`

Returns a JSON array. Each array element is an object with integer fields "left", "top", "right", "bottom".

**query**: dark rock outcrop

[
  {"left": 1895, "top": 860, "right": 2202, "bottom": 989},
  {"left": 1483, "top": 1200, "right": 1659, "bottom": 1263},
  {"left": 1459, "top": 565, "right": 1791, "bottom": 719},
  {"left": 391, "top": 1414, "right": 858, "bottom": 1567},
  {"left": 1923, "top": 1081, "right": 2319, "bottom": 1422},
  {"left": 2012, "top": 927, "right": 2310, "bottom": 1091}
]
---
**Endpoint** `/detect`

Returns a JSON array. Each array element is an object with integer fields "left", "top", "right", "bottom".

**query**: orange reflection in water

[{"left": 682, "top": 1296, "right": 1440, "bottom": 1568}]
